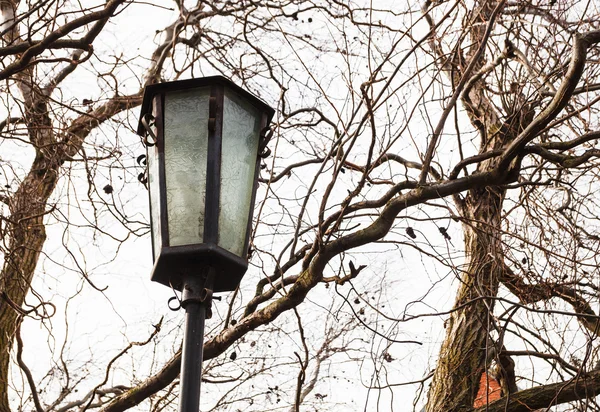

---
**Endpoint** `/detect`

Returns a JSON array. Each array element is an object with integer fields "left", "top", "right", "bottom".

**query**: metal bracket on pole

[{"left": 181, "top": 269, "right": 215, "bottom": 318}]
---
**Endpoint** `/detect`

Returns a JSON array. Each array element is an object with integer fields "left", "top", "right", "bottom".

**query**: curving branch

[
  {"left": 418, "top": 0, "right": 507, "bottom": 184},
  {"left": 500, "top": 266, "right": 600, "bottom": 336},
  {"left": 15, "top": 326, "right": 43, "bottom": 412},
  {"left": 497, "top": 30, "right": 600, "bottom": 171},
  {"left": 0, "top": 0, "right": 126, "bottom": 81}
]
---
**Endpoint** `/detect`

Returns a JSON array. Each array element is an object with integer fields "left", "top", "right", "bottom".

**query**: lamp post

[{"left": 137, "top": 76, "right": 274, "bottom": 412}]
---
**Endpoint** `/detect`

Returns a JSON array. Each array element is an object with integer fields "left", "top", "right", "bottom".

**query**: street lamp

[{"left": 137, "top": 76, "right": 275, "bottom": 412}]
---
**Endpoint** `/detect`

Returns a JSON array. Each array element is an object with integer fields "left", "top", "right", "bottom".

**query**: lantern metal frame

[{"left": 137, "top": 76, "right": 275, "bottom": 293}]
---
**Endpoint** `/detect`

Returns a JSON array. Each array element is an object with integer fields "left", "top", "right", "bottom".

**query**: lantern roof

[{"left": 137, "top": 75, "right": 275, "bottom": 136}]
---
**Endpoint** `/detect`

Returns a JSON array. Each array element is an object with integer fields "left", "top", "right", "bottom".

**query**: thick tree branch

[
  {"left": 98, "top": 145, "right": 520, "bottom": 412},
  {"left": 474, "top": 370, "right": 600, "bottom": 412}
]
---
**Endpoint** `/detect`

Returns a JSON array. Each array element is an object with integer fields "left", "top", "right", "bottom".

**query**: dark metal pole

[{"left": 179, "top": 270, "right": 214, "bottom": 412}]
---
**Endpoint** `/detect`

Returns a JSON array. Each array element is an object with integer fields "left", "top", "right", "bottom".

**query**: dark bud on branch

[
  {"left": 438, "top": 227, "right": 451, "bottom": 240},
  {"left": 406, "top": 227, "right": 417, "bottom": 239},
  {"left": 504, "top": 38, "right": 516, "bottom": 58},
  {"left": 349, "top": 260, "right": 367, "bottom": 278}
]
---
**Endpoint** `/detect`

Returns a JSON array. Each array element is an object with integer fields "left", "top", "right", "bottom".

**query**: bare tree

[{"left": 1, "top": 1, "right": 600, "bottom": 411}]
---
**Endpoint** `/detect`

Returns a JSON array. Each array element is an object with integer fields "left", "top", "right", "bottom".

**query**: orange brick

[{"left": 473, "top": 372, "right": 502, "bottom": 408}]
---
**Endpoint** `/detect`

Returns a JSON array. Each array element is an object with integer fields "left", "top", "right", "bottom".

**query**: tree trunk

[
  {"left": 0, "top": 161, "right": 58, "bottom": 411},
  {"left": 425, "top": 182, "right": 505, "bottom": 411},
  {"left": 423, "top": 0, "right": 530, "bottom": 408}
]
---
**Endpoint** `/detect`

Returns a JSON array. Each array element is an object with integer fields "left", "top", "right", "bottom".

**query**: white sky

[{"left": 5, "top": 1, "right": 597, "bottom": 411}]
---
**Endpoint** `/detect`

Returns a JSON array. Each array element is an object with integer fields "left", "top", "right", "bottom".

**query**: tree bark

[{"left": 425, "top": 181, "right": 507, "bottom": 411}]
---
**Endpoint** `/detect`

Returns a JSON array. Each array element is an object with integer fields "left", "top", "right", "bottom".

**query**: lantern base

[{"left": 150, "top": 244, "right": 248, "bottom": 293}]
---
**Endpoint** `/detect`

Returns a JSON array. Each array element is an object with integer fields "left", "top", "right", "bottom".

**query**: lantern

[{"left": 137, "top": 76, "right": 275, "bottom": 293}]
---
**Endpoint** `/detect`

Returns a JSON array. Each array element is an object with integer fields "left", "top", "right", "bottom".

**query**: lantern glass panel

[
  {"left": 218, "top": 88, "right": 262, "bottom": 256},
  {"left": 164, "top": 87, "right": 210, "bottom": 247},
  {"left": 147, "top": 119, "right": 161, "bottom": 256}
]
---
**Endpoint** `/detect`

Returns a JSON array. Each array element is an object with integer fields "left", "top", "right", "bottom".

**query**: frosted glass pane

[
  {"left": 219, "top": 88, "right": 261, "bottom": 256},
  {"left": 164, "top": 88, "right": 210, "bottom": 246},
  {"left": 147, "top": 140, "right": 161, "bottom": 257}
]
